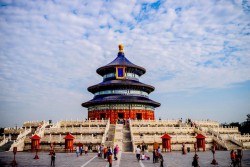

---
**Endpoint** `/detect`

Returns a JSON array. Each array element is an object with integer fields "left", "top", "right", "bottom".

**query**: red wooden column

[
  {"left": 161, "top": 134, "right": 172, "bottom": 152},
  {"left": 64, "top": 134, "right": 74, "bottom": 152},
  {"left": 31, "top": 134, "right": 41, "bottom": 151},
  {"left": 195, "top": 134, "right": 206, "bottom": 151}
]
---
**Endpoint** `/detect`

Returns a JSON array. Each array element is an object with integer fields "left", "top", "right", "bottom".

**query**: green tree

[{"left": 240, "top": 114, "right": 250, "bottom": 134}]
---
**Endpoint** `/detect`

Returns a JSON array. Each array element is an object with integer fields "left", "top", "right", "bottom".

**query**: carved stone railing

[
  {"left": 208, "top": 127, "right": 224, "bottom": 140},
  {"left": 207, "top": 127, "right": 228, "bottom": 150},
  {"left": 129, "top": 119, "right": 135, "bottom": 152},
  {"left": 101, "top": 119, "right": 110, "bottom": 144},
  {"left": 131, "top": 119, "right": 180, "bottom": 126},
  {"left": 50, "top": 121, "right": 61, "bottom": 128},
  {"left": 23, "top": 121, "right": 43, "bottom": 127},
  {"left": 193, "top": 120, "right": 219, "bottom": 127},
  {"left": 132, "top": 126, "right": 194, "bottom": 134},
  {"left": 40, "top": 134, "right": 102, "bottom": 144},
  {"left": 4, "top": 128, "right": 24, "bottom": 134},
  {"left": 0, "top": 135, "right": 11, "bottom": 147},
  {"left": 211, "top": 127, "right": 239, "bottom": 134},
  {"left": 9, "top": 128, "right": 32, "bottom": 151},
  {"left": 235, "top": 133, "right": 250, "bottom": 142},
  {"left": 226, "top": 135, "right": 243, "bottom": 147},
  {"left": 35, "top": 121, "right": 49, "bottom": 138},
  {"left": 213, "top": 136, "right": 228, "bottom": 150},
  {"left": 45, "top": 127, "right": 106, "bottom": 134},
  {"left": 60, "top": 119, "right": 108, "bottom": 127}
]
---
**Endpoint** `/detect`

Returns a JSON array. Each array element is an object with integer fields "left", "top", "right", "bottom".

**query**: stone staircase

[
  {"left": 224, "top": 140, "right": 242, "bottom": 150},
  {"left": 104, "top": 124, "right": 115, "bottom": 147},
  {"left": 122, "top": 125, "right": 133, "bottom": 152},
  {"left": 0, "top": 141, "right": 13, "bottom": 152}
]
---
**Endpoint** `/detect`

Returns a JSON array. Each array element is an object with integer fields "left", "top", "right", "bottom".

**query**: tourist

[
  {"left": 235, "top": 151, "right": 239, "bottom": 167},
  {"left": 50, "top": 150, "right": 56, "bottom": 166},
  {"left": 80, "top": 146, "right": 83, "bottom": 156},
  {"left": 96, "top": 145, "right": 99, "bottom": 153},
  {"left": 88, "top": 144, "right": 92, "bottom": 152},
  {"left": 142, "top": 142, "right": 145, "bottom": 154},
  {"left": 115, "top": 145, "right": 119, "bottom": 155},
  {"left": 135, "top": 145, "right": 141, "bottom": 161},
  {"left": 101, "top": 145, "right": 104, "bottom": 158},
  {"left": 237, "top": 149, "right": 243, "bottom": 166},
  {"left": 159, "top": 153, "right": 164, "bottom": 167},
  {"left": 108, "top": 153, "right": 112, "bottom": 167},
  {"left": 153, "top": 149, "right": 156, "bottom": 163},
  {"left": 76, "top": 146, "right": 79, "bottom": 157},
  {"left": 230, "top": 150, "right": 236, "bottom": 166},
  {"left": 192, "top": 154, "right": 199, "bottom": 167},
  {"left": 114, "top": 145, "right": 118, "bottom": 160},
  {"left": 107, "top": 146, "right": 112, "bottom": 157},
  {"left": 141, "top": 153, "right": 145, "bottom": 160},
  {"left": 158, "top": 146, "right": 161, "bottom": 154},
  {"left": 113, "top": 146, "right": 117, "bottom": 160},
  {"left": 104, "top": 147, "right": 107, "bottom": 159},
  {"left": 182, "top": 143, "right": 186, "bottom": 155},
  {"left": 84, "top": 145, "right": 88, "bottom": 155},
  {"left": 156, "top": 148, "right": 159, "bottom": 163},
  {"left": 98, "top": 145, "right": 101, "bottom": 157},
  {"left": 145, "top": 144, "right": 148, "bottom": 153}
]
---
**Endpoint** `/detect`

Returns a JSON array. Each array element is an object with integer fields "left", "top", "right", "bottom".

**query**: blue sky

[{"left": 0, "top": 0, "right": 250, "bottom": 127}]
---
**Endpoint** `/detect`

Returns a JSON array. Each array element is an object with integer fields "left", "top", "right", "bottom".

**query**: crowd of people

[
  {"left": 48, "top": 142, "right": 243, "bottom": 167},
  {"left": 135, "top": 144, "right": 164, "bottom": 167},
  {"left": 96, "top": 144, "right": 119, "bottom": 167}
]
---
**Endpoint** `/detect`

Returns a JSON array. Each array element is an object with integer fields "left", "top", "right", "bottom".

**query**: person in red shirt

[
  {"left": 230, "top": 150, "right": 236, "bottom": 167},
  {"left": 104, "top": 147, "right": 107, "bottom": 159},
  {"left": 108, "top": 153, "right": 112, "bottom": 167}
]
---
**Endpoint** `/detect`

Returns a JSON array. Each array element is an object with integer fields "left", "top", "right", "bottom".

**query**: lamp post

[
  {"left": 11, "top": 147, "right": 18, "bottom": 166},
  {"left": 194, "top": 142, "right": 197, "bottom": 154},
  {"left": 34, "top": 145, "right": 39, "bottom": 159},
  {"left": 211, "top": 142, "right": 218, "bottom": 165}
]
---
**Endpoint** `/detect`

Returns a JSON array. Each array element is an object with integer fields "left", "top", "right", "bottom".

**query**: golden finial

[{"left": 118, "top": 44, "right": 124, "bottom": 52}]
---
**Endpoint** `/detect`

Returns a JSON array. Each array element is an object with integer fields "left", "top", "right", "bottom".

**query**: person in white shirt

[{"left": 135, "top": 145, "right": 141, "bottom": 161}]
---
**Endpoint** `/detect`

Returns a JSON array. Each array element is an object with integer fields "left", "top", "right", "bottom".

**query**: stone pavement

[{"left": 0, "top": 150, "right": 249, "bottom": 167}]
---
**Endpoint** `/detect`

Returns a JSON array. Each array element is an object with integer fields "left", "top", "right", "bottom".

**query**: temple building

[{"left": 82, "top": 44, "right": 160, "bottom": 124}]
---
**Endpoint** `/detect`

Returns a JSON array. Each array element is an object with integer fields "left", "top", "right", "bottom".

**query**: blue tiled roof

[
  {"left": 82, "top": 94, "right": 161, "bottom": 107},
  {"left": 87, "top": 79, "right": 155, "bottom": 94},
  {"left": 97, "top": 52, "right": 146, "bottom": 76}
]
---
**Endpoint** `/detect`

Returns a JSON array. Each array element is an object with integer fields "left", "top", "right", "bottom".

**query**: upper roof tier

[{"left": 96, "top": 45, "right": 146, "bottom": 76}]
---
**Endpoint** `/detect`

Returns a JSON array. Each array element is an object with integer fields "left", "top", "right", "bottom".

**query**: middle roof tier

[{"left": 87, "top": 79, "right": 155, "bottom": 94}]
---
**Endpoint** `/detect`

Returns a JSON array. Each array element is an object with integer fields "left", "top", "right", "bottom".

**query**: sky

[{"left": 0, "top": 0, "right": 250, "bottom": 127}]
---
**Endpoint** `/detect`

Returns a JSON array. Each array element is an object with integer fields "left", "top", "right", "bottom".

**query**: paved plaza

[{"left": 0, "top": 150, "right": 249, "bottom": 167}]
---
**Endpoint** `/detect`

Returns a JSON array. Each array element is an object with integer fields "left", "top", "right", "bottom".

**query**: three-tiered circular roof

[{"left": 82, "top": 44, "right": 160, "bottom": 108}]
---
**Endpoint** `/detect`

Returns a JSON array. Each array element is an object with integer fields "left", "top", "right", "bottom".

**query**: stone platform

[{"left": 0, "top": 150, "right": 249, "bottom": 167}]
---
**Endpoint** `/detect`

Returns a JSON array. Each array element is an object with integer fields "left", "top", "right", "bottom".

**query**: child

[{"left": 76, "top": 146, "right": 79, "bottom": 157}]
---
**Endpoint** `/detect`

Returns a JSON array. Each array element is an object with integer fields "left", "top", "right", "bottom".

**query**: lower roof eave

[{"left": 81, "top": 101, "right": 161, "bottom": 108}]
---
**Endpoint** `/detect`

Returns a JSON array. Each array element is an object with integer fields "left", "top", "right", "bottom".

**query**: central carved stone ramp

[
  {"left": 104, "top": 124, "right": 116, "bottom": 147},
  {"left": 122, "top": 125, "right": 133, "bottom": 152}
]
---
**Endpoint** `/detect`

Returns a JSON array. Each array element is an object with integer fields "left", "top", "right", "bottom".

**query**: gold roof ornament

[{"left": 118, "top": 44, "right": 124, "bottom": 52}]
